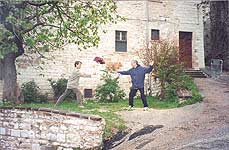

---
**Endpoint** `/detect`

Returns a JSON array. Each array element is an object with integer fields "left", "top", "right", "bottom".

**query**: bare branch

[
  {"left": 26, "top": 1, "right": 51, "bottom": 7},
  {"left": 14, "top": 1, "right": 27, "bottom": 9},
  {"left": 23, "top": 53, "right": 35, "bottom": 67},
  {"left": 25, "top": 2, "right": 57, "bottom": 21},
  {"left": 22, "top": 22, "right": 43, "bottom": 34},
  {"left": 33, "top": 47, "right": 46, "bottom": 59},
  {"left": 58, "top": 6, "right": 72, "bottom": 20},
  {"left": 42, "top": 24, "right": 60, "bottom": 28}
]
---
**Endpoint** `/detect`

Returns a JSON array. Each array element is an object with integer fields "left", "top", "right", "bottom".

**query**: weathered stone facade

[
  {"left": 13, "top": 0, "right": 205, "bottom": 98},
  {"left": 0, "top": 107, "right": 105, "bottom": 150}
]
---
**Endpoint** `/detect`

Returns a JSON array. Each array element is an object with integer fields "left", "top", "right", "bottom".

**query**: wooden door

[{"left": 179, "top": 32, "right": 192, "bottom": 68}]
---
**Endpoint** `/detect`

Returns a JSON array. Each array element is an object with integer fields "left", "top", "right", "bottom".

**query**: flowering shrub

[
  {"left": 94, "top": 56, "right": 105, "bottom": 64},
  {"left": 138, "top": 40, "right": 185, "bottom": 99}
]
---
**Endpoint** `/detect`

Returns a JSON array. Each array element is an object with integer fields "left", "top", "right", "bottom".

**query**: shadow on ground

[
  {"left": 103, "top": 125, "right": 163, "bottom": 150},
  {"left": 129, "top": 125, "right": 163, "bottom": 141},
  {"left": 103, "top": 130, "right": 129, "bottom": 150}
]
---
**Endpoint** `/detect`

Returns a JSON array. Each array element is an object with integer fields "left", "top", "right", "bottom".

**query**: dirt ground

[{"left": 105, "top": 74, "right": 229, "bottom": 150}]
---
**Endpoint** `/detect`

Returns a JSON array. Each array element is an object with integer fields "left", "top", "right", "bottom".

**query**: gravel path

[
  {"left": 105, "top": 75, "right": 229, "bottom": 150},
  {"left": 117, "top": 102, "right": 204, "bottom": 131}
]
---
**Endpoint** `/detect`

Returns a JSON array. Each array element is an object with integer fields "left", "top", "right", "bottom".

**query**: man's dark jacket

[{"left": 118, "top": 65, "right": 153, "bottom": 89}]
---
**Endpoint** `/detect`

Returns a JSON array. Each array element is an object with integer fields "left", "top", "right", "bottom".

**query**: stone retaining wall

[{"left": 0, "top": 107, "right": 105, "bottom": 150}]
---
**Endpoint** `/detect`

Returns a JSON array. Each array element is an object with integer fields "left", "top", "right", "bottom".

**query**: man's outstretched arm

[
  {"left": 118, "top": 69, "right": 131, "bottom": 75},
  {"left": 144, "top": 65, "right": 153, "bottom": 73},
  {"left": 80, "top": 72, "right": 91, "bottom": 78}
]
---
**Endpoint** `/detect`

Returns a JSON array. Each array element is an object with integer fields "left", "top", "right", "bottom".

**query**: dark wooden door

[{"left": 179, "top": 32, "right": 192, "bottom": 68}]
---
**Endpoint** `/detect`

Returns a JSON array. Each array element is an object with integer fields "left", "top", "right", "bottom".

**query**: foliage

[
  {"left": 138, "top": 40, "right": 185, "bottom": 99},
  {"left": 96, "top": 70, "right": 126, "bottom": 102},
  {"left": 208, "top": 1, "right": 229, "bottom": 70},
  {"left": 0, "top": 0, "right": 123, "bottom": 58},
  {"left": 21, "top": 80, "right": 48, "bottom": 103},
  {"left": 48, "top": 78, "right": 75, "bottom": 100}
]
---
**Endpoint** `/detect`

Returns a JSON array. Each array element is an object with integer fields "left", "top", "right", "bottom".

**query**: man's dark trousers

[{"left": 129, "top": 88, "right": 148, "bottom": 107}]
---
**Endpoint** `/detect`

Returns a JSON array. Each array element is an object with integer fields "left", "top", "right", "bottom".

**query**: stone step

[{"left": 185, "top": 69, "right": 208, "bottom": 78}]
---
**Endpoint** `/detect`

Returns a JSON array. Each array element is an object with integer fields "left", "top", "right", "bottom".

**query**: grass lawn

[{"left": 0, "top": 95, "right": 202, "bottom": 140}]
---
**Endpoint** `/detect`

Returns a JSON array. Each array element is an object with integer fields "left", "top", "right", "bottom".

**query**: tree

[
  {"left": 201, "top": 0, "right": 229, "bottom": 70},
  {"left": 209, "top": 1, "right": 229, "bottom": 70},
  {"left": 0, "top": 0, "right": 122, "bottom": 103}
]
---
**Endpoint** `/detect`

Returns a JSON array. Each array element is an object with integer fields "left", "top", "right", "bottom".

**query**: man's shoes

[
  {"left": 128, "top": 106, "right": 134, "bottom": 111},
  {"left": 143, "top": 107, "right": 149, "bottom": 111}
]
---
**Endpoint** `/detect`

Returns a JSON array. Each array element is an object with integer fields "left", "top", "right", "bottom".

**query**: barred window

[
  {"left": 151, "top": 29, "right": 160, "bottom": 40},
  {"left": 115, "top": 31, "right": 127, "bottom": 52}
]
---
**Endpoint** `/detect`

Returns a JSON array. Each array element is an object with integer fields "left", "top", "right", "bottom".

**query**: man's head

[
  {"left": 74, "top": 61, "right": 82, "bottom": 69},
  {"left": 131, "top": 60, "right": 138, "bottom": 68}
]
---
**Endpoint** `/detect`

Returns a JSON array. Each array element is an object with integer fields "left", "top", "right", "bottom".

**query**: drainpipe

[{"left": 145, "top": 0, "right": 152, "bottom": 96}]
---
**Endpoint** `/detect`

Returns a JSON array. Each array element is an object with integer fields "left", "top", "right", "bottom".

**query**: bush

[
  {"left": 138, "top": 40, "right": 186, "bottom": 99},
  {"left": 164, "top": 84, "right": 178, "bottom": 102},
  {"left": 48, "top": 78, "right": 75, "bottom": 100},
  {"left": 21, "top": 81, "right": 48, "bottom": 103},
  {"left": 96, "top": 70, "right": 126, "bottom": 102}
]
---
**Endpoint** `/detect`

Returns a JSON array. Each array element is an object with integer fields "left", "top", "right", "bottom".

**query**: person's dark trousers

[{"left": 129, "top": 88, "right": 148, "bottom": 107}]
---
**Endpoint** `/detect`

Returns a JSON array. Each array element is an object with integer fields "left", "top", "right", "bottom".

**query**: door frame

[{"left": 179, "top": 31, "right": 193, "bottom": 68}]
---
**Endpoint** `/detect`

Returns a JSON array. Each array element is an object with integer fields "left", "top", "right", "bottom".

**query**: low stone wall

[{"left": 0, "top": 107, "right": 105, "bottom": 150}]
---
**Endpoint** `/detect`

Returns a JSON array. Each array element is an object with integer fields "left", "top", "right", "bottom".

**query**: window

[
  {"left": 84, "top": 89, "right": 93, "bottom": 98},
  {"left": 115, "top": 31, "right": 127, "bottom": 52},
  {"left": 151, "top": 29, "right": 160, "bottom": 40}
]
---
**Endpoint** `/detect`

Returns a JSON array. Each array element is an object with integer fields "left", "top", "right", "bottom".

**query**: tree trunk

[
  {"left": 159, "top": 80, "right": 165, "bottom": 100},
  {"left": 2, "top": 53, "right": 19, "bottom": 103},
  {"left": 0, "top": 59, "right": 3, "bottom": 80}
]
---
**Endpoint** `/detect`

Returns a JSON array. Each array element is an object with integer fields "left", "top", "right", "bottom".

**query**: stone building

[{"left": 0, "top": 0, "right": 206, "bottom": 100}]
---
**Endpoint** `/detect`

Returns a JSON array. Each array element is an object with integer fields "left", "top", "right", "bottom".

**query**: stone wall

[
  {"left": 16, "top": 0, "right": 205, "bottom": 98},
  {"left": 0, "top": 107, "right": 105, "bottom": 150}
]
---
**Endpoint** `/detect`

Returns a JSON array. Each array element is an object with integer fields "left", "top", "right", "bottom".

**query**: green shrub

[
  {"left": 48, "top": 78, "right": 75, "bottom": 100},
  {"left": 164, "top": 84, "right": 179, "bottom": 102},
  {"left": 21, "top": 81, "right": 48, "bottom": 103},
  {"left": 96, "top": 70, "right": 126, "bottom": 102}
]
